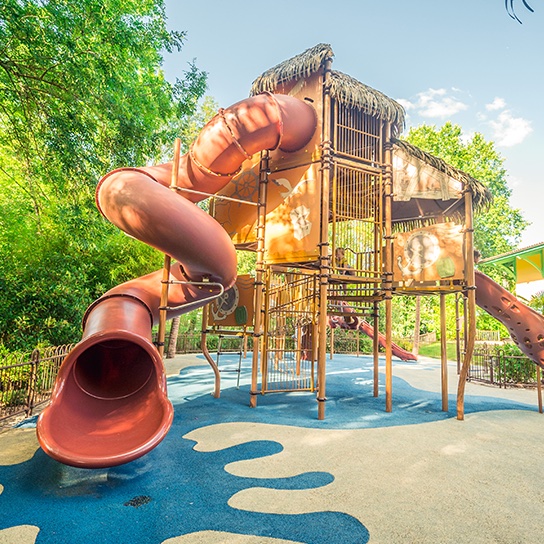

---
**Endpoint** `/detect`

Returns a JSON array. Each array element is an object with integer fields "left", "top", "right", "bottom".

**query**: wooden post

[
  {"left": 455, "top": 293, "right": 462, "bottom": 374},
  {"left": 440, "top": 292, "right": 448, "bottom": 412},
  {"left": 457, "top": 183, "right": 476, "bottom": 420},
  {"left": 383, "top": 122, "right": 394, "bottom": 412},
  {"left": 373, "top": 302, "right": 380, "bottom": 397},
  {"left": 413, "top": 296, "right": 421, "bottom": 357},
  {"left": 157, "top": 138, "right": 181, "bottom": 358},
  {"left": 537, "top": 365, "right": 543, "bottom": 414},
  {"left": 250, "top": 151, "right": 269, "bottom": 408},
  {"left": 317, "top": 54, "right": 333, "bottom": 420}
]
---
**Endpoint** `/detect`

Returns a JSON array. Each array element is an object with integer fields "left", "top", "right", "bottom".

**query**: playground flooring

[{"left": 1, "top": 353, "right": 543, "bottom": 543}]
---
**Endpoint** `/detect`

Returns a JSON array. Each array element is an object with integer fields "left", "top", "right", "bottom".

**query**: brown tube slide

[
  {"left": 37, "top": 93, "right": 317, "bottom": 468},
  {"left": 475, "top": 270, "right": 544, "bottom": 370}
]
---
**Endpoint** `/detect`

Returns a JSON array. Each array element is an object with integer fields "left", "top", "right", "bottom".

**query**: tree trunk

[
  {"left": 166, "top": 315, "right": 181, "bottom": 359},
  {"left": 412, "top": 296, "right": 421, "bottom": 357}
]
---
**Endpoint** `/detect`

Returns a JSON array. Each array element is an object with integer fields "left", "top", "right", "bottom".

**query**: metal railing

[
  {"left": 469, "top": 345, "right": 542, "bottom": 388},
  {"left": 0, "top": 344, "right": 74, "bottom": 425}
]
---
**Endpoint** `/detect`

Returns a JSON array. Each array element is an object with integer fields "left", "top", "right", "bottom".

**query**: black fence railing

[
  {"left": 469, "top": 345, "right": 543, "bottom": 388},
  {"left": 3, "top": 337, "right": 541, "bottom": 428},
  {"left": 0, "top": 344, "right": 74, "bottom": 425}
]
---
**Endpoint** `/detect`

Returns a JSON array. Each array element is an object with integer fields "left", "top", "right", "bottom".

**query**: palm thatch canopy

[
  {"left": 391, "top": 138, "right": 493, "bottom": 226},
  {"left": 250, "top": 43, "right": 405, "bottom": 130}
]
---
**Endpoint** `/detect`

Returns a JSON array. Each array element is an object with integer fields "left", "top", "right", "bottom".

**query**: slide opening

[{"left": 73, "top": 340, "right": 154, "bottom": 401}]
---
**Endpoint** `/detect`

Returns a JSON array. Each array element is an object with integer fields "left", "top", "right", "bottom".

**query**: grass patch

[{"left": 418, "top": 341, "right": 458, "bottom": 361}]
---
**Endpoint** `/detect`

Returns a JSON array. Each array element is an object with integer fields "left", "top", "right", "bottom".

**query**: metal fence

[
  {"left": 3, "top": 337, "right": 541, "bottom": 428},
  {"left": 0, "top": 344, "right": 74, "bottom": 425},
  {"left": 469, "top": 345, "right": 542, "bottom": 388}
]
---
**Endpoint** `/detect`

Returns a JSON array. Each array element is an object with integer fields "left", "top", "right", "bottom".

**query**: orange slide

[
  {"left": 475, "top": 270, "right": 544, "bottom": 370},
  {"left": 37, "top": 93, "right": 317, "bottom": 468}
]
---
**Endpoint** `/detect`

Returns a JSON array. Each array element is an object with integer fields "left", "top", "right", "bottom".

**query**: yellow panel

[
  {"left": 516, "top": 255, "right": 544, "bottom": 283},
  {"left": 264, "top": 163, "right": 321, "bottom": 264}
]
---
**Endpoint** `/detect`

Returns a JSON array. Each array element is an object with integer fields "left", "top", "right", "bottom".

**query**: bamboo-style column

[
  {"left": 440, "top": 292, "right": 448, "bottom": 412},
  {"left": 157, "top": 138, "right": 182, "bottom": 358},
  {"left": 317, "top": 55, "right": 333, "bottom": 420},
  {"left": 249, "top": 150, "right": 270, "bottom": 408},
  {"left": 373, "top": 165, "right": 382, "bottom": 397},
  {"left": 383, "top": 123, "right": 394, "bottom": 412},
  {"left": 455, "top": 293, "right": 462, "bottom": 374},
  {"left": 536, "top": 366, "right": 543, "bottom": 414},
  {"left": 373, "top": 302, "right": 380, "bottom": 397},
  {"left": 457, "top": 183, "right": 476, "bottom": 419}
]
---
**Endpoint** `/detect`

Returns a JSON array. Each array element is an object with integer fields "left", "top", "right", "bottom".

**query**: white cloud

[
  {"left": 396, "top": 98, "right": 414, "bottom": 111},
  {"left": 486, "top": 97, "right": 506, "bottom": 111},
  {"left": 397, "top": 88, "right": 468, "bottom": 119},
  {"left": 489, "top": 110, "right": 533, "bottom": 147}
]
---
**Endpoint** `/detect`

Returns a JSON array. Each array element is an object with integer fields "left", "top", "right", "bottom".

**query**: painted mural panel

[
  {"left": 264, "top": 163, "right": 321, "bottom": 264},
  {"left": 207, "top": 274, "right": 255, "bottom": 327},
  {"left": 393, "top": 222, "right": 465, "bottom": 283}
]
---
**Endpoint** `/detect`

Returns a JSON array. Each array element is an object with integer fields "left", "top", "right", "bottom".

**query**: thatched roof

[
  {"left": 390, "top": 138, "right": 493, "bottom": 228},
  {"left": 392, "top": 138, "right": 492, "bottom": 211},
  {"left": 329, "top": 71, "right": 405, "bottom": 128},
  {"left": 250, "top": 43, "right": 405, "bottom": 129},
  {"left": 250, "top": 43, "right": 334, "bottom": 93}
]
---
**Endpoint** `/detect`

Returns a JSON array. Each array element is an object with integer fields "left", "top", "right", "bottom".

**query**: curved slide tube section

[
  {"left": 475, "top": 270, "right": 544, "bottom": 370},
  {"left": 37, "top": 94, "right": 317, "bottom": 468}
]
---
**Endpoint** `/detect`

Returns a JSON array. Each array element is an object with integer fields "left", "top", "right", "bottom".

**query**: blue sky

[{"left": 163, "top": 0, "right": 543, "bottom": 250}]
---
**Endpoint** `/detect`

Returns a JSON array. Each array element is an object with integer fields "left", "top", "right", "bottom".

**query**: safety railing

[
  {"left": 470, "top": 345, "right": 542, "bottom": 388},
  {"left": 0, "top": 344, "right": 74, "bottom": 426}
]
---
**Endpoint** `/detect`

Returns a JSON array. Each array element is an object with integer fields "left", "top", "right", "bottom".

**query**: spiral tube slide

[
  {"left": 475, "top": 270, "right": 544, "bottom": 369},
  {"left": 37, "top": 94, "right": 317, "bottom": 468}
]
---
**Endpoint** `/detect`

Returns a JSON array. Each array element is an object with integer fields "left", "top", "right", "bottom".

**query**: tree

[{"left": 0, "top": 0, "right": 207, "bottom": 352}]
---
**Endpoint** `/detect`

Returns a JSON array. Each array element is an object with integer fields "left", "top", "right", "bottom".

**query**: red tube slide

[
  {"left": 475, "top": 270, "right": 544, "bottom": 370},
  {"left": 37, "top": 93, "right": 317, "bottom": 468}
]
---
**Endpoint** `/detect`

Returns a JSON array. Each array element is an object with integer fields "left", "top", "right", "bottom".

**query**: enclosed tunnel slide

[
  {"left": 475, "top": 270, "right": 544, "bottom": 370},
  {"left": 36, "top": 93, "right": 317, "bottom": 468}
]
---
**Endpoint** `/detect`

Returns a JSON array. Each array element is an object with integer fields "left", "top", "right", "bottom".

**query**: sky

[{"left": 162, "top": 0, "right": 543, "bottom": 253}]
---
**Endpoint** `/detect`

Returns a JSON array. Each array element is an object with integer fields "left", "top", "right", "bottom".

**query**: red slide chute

[{"left": 37, "top": 94, "right": 316, "bottom": 468}]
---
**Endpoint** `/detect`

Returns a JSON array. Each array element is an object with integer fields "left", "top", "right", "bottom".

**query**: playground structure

[{"left": 36, "top": 44, "right": 544, "bottom": 468}]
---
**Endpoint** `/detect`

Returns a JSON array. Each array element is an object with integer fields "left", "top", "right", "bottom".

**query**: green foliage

[
  {"left": 0, "top": 1, "right": 208, "bottom": 351},
  {"left": 528, "top": 291, "right": 544, "bottom": 314},
  {"left": 236, "top": 250, "right": 257, "bottom": 275}
]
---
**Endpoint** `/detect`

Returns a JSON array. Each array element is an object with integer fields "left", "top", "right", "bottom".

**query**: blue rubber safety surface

[{"left": 0, "top": 354, "right": 534, "bottom": 544}]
